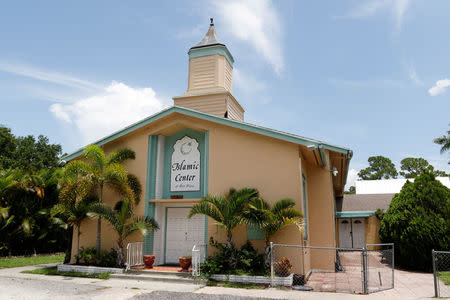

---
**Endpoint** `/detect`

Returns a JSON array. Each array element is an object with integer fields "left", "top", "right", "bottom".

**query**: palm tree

[
  {"left": 188, "top": 188, "right": 259, "bottom": 248},
  {"left": 243, "top": 197, "right": 302, "bottom": 267},
  {"left": 88, "top": 197, "right": 159, "bottom": 266},
  {"left": 63, "top": 145, "right": 137, "bottom": 255},
  {"left": 52, "top": 197, "right": 97, "bottom": 263},
  {"left": 434, "top": 124, "right": 450, "bottom": 164}
]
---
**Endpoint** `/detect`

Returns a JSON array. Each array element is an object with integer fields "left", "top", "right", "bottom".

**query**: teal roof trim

[
  {"left": 336, "top": 211, "right": 375, "bottom": 218},
  {"left": 62, "top": 105, "right": 351, "bottom": 161},
  {"left": 188, "top": 45, "right": 234, "bottom": 66}
]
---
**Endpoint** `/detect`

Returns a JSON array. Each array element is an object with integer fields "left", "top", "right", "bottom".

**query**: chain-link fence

[
  {"left": 270, "top": 243, "right": 394, "bottom": 294},
  {"left": 366, "top": 243, "right": 394, "bottom": 293},
  {"left": 432, "top": 250, "right": 450, "bottom": 298}
]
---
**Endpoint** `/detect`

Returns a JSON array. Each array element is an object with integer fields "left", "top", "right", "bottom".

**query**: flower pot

[
  {"left": 179, "top": 257, "right": 192, "bottom": 272},
  {"left": 143, "top": 254, "right": 156, "bottom": 268}
]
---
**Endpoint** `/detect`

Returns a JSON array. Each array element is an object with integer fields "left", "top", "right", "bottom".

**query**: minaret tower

[{"left": 173, "top": 18, "right": 244, "bottom": 121}]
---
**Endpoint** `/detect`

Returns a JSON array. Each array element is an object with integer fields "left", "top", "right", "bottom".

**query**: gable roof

[
  {"left": 336, "top": 193, "right": 395, "bottom": 213},
  {"left": 62, "top": 105, "right": 352, "bottom": 162}
]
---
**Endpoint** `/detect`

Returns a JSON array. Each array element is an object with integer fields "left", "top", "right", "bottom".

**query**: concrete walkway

[{"left": 0, "top": 263, "right": 437, "bottom": 299}]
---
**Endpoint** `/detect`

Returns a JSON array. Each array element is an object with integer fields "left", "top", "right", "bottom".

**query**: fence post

[
  {"left": 362, "top": 247, "right": 368, "bottom": 294},
  {"left": 270, "top": 242, "right": 274, "bottom": 287},
  {"left": 432, "top": 249, "right": 438, "bottom": 298},
  {"left": 392, "top": 244, "right": 394, "bottom": 289}
]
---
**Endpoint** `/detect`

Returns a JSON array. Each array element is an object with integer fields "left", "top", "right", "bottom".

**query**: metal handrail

[{"left": 125, "top": 242, "right": 144, "bottom": 271}]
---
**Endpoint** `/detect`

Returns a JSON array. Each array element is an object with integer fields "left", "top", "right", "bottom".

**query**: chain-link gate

[
  {"left": 270, "top": 243, "right": 394, "bottom": 294},
  {"left": 366, "top": 243, "right": 394, "bottom": 293},
  {"left": 432, "top": 250, "right": 450, "bottom": 298}
]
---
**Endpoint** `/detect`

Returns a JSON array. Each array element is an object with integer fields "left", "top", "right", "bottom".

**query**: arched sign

[{"left": 170, "top": 136, "right": 200, "bottom": 192}]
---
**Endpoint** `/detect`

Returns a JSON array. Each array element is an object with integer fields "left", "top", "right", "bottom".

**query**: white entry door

[
  {"left": 339, "top": 219, "right": 352, "bottom": 248},
  {"left": 352, "top": 218, "right": 366, "bottom": 248},
  {"left": 165, "top": 207, "right": 205, "bottom": 264}
]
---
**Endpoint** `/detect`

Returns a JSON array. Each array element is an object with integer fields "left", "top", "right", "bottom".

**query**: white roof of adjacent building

[{"left": 355, "top": 177, "right": 450, "bottom": 194}]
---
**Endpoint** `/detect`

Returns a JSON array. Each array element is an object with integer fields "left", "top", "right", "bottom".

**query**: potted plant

[
  {"left": 179, "top": 255, "right": 192, "bottom": 272},
  {"left": 143, "top": 254, "right": 156, "bottom": 268}
]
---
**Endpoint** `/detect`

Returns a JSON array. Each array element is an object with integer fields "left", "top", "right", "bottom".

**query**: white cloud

[
  {"left": 338, "top": 0, "right": 411, "bottom": 33},
  {"left": 428, "top": 79, "right": 450, "bottom": 96},
  {"left": 0, "top": 61, "right": 100, "bottom": 91},
  {"left": 408, "top": 66, "right": 423, "bottom": 86},
  {"left": 211, "top": 0, "right": 284, "bottom": 75},
  {"left": 50, "top": 81, "right": 169, "bottom": 144},
  {"left": 345, "top": 168, "right": 359, "bottom": 190},
  {"left": 234, "top": 68, "right": 265, "bottom": 93}
]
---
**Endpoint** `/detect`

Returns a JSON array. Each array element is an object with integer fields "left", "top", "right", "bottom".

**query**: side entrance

[{"left": 338, "top": 218, "right": 365, "bottom": 248}]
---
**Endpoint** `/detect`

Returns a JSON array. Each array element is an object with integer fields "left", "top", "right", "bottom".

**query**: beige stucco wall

[
  {"left": 365, "top": 215, "right": 381, "bottom": 245},
  {"left": 303, "top": 152, "right": 337, "bottom": 271},
  {"left": 70, "top": 113, "right": 338, "bottom": 274},
  {"left": 70, "top": 130, "right": 149, "bottom": 263}
]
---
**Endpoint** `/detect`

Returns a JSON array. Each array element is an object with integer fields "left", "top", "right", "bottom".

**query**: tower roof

[{"left": 190, "top": 18, "right": 225, "bottom": 49}]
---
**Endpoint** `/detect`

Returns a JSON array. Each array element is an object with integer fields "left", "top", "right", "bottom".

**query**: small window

[
  {"left": 224, "top": 111, "right": 228, "bottom": 118},
  {"left": 341, "top": 220, "right": 349, "bottom": 224},
  {"left": 354, "top": 220, "right": 362, "bottom": 224}
]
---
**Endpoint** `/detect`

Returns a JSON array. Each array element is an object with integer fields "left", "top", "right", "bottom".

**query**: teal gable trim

[
  {"left": 62, "top": 106, "right": 351, "bottom": 162},
  {"left": 247, "top": 224, "right": 264, "bottom": 240},
  {"left": 336, "top": 211, "right": 374, "bottom": 218},
  {"left": 188, "top": 45, "right": 234, "bottom": 66},
  {"left": 318, "top": 145, "right": 327, "bottom": 167},
  {"left": 144, "top": 135, "right": 158, "bottom": 255},
  {"left": 163, "top": 128, "right": 206, "bottom": 199},
  {"left": 203, "top": 130, "right": 209, "bottom": 197}
]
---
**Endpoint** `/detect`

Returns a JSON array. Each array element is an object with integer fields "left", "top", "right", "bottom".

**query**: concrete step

[
  {"left": 127, "top": 269, "right": 192, "bottom": 278},
  {"left": 110, "top": 272, "right": 206, "bottom": 284}
]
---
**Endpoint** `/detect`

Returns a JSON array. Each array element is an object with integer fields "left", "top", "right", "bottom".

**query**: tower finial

[{"left": 210, "top": 18, "right": 214, "bottom": 26}]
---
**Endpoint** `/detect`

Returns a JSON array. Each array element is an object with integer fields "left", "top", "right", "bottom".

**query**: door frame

[
  {"left": 163, "top": 206, "right": 207, "bottom": 264},
  {"left": 339, "top": 217, "right": 366, "bottom": 248}
]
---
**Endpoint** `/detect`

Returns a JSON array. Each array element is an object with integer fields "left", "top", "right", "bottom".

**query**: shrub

[
  {"left": 75, "top": 247, "right": 96, "bottom": 265},
  {"left": 200, "top": 238, "right": 266, "bottom": 276},
  {"left": 75, "top": 247, "right": 118, "bottom": 267},
  {"left": 380, "top": 171, "right": 450, "bottom": 271},
  {"left": 274, "top": 257, "right": 292, "bottom": 277}
]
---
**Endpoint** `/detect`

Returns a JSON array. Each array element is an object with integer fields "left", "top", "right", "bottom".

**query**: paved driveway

[{"left": 0, "top": 263, "right": 437, "bottom": 300}]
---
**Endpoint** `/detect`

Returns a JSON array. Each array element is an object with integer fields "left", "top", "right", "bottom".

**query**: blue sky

[{"left": 0, "top": 0, "right": 449, "bottom": 188}]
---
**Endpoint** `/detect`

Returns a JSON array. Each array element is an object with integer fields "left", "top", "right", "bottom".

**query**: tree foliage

[
  {"left": 0, "top": 126, "right": 62, "bottom": 171},
  {"left": 379, "top": 171, "right": 450, "bottom": 271},
  {"left": 189, "top": 188, "right": 259, "bottom": 247},
  {"left": 63, "top": 145, "right": 138, "bottom": 254},
  {"left": 399, "top": 157, "right": 448, "bottom": 178},
  {"left": 88, "top": 197, "right": 158, "bottom": 266},
  {"left": 358, "top": 156, "right": 398, "bottom": 180},
  {"left": 243, "top": 197, "right": 302, "bottom": 266},
  {"left": 433, "top": 124, "right": 450, "bottom": 164},
  {"left": 0, "top": 169, "right": 68, "bottom": 256},
  {"left": 344, "top": 186, "right": 356, "bottom": 194}
]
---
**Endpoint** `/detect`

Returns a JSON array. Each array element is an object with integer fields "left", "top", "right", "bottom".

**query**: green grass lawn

[
  {"left": 22, "top": 266, "right": 110, "bottom": 279},
  {"left": 0, "top": 253, "right": 65, "bottom": 269},
  {"left": 207, "top": 280, "right": 267, "bottom": 289},
  {"left": 439, "top": 271, "right": 450, "bottom": 285}
]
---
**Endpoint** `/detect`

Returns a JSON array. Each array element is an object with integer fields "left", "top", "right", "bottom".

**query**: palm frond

[
  {"left": 189, "top": 195, "right": 224, "bottom": 224},
  {"left": 125, "top": 217, "right": 159, "bottom": 238},
  {"left": 271, "top": 198, "right": 296, "bottom": 214},
  {"left": 83, "top": 144, "right": 106, "bottom": 170},
  {"left": 64, "top": 160, "right": 94, "bottom": 179},
  {"left": 126, "top": 174, "right": 142, "bottom": 204},
  {"left": 104, "top": 163, "right": 128, "bottom": 184},
  {"left": 107, "top": 148, "right": 136, "bottom": 166},
  {"left": 88, "top": 203, "right": 118, "bottom": 230}
]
